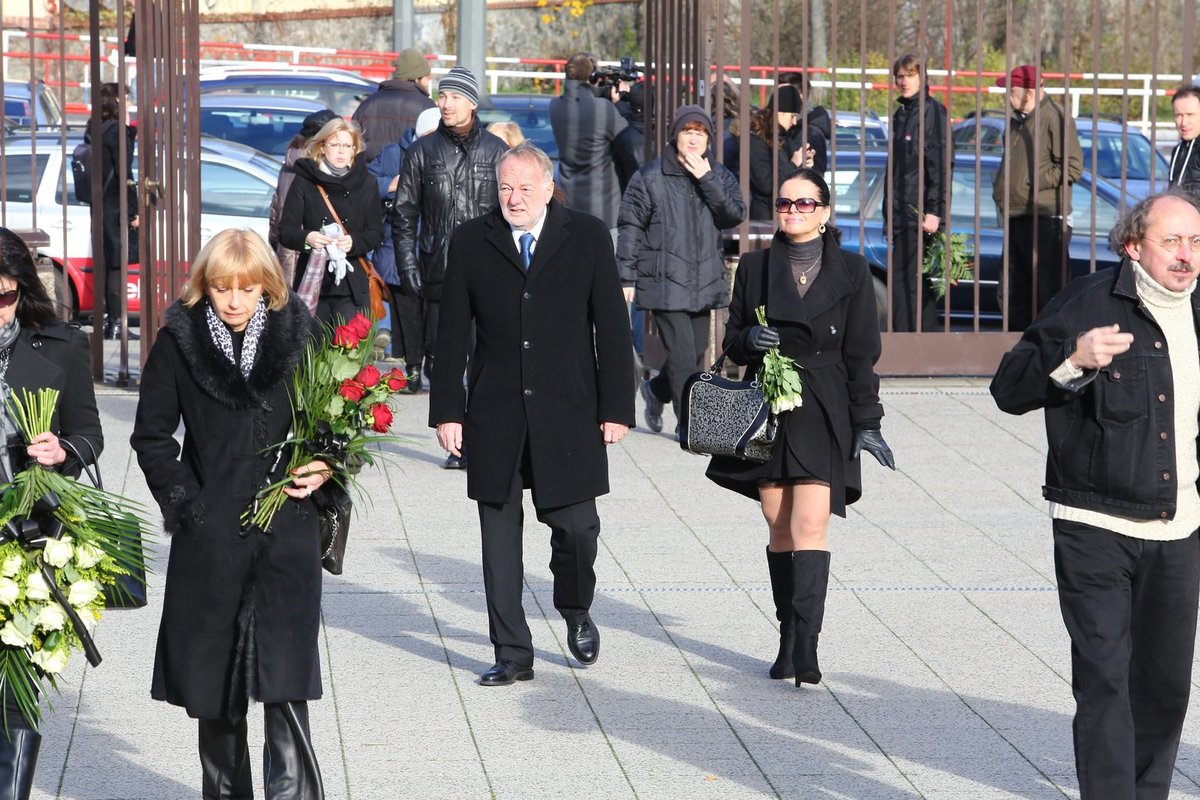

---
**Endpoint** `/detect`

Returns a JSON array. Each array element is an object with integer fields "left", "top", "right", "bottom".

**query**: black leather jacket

[
  {"left": 391, "top": 117, "right": 508, "bottom": 301},
  {"left": 991, "top": 260, "right": 1200, "bottom": 521}
]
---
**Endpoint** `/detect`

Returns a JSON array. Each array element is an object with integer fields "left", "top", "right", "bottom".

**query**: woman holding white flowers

[
  {"left": 0, "top": 227, "right": 103, "bottom": 799},
  {"left": 131, "top": 229, "right": 329, "bottom": 799},
  {"left": 705, "top": 168, "right": 894, "bottom": 688}
]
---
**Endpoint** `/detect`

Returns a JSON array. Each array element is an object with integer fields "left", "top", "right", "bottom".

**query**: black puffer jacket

[
  {"left": 277, "top": 157, "right": 383, "bottom": 308},
  {"left": 391, "top": 117, "right": 508, "bottom": 301},
  {"left": 1168, "top": 137, "right": 1200, "bottom": 200},
  {"left": 616, "top": 143, "right": 744, "bottom": 312},
  {"left": 351, "top": 79, "right": 436, "bottom": 162}
]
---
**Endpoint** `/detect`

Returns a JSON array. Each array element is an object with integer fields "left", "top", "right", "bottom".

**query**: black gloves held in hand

[
  {"left": 746, "top": 325, "right": 781, "bottom": 353},
  {"left": 399, "top": 268, "right": 423, "bottom": 298},
  {"left": 851, "top": 429, "right": 896, "bottom": 470}
]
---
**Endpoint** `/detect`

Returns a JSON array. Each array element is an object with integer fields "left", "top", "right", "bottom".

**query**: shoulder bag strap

[{"left": 316, "top": 185, "right": 380, "bottom": 280}]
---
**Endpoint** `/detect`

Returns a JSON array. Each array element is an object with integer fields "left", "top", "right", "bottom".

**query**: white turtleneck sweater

[{"left": 1049, "top": 262, "right": 1200, "bottom": 541}]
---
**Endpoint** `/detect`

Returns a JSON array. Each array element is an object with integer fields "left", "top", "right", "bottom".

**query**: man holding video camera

[{"left": 550, "top": 52, "right": 629, "bottom": 243}]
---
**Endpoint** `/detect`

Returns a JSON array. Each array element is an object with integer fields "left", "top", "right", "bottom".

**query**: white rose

[
  {"left": 73, "top": 543, "right": 103, "bottom": 570},
  {"left": 0, "top": 578, "right": 19, "bottom": 607},
  {"left": 67, "top": 580, "right": 100, "bottom": 608},
  {"left": 0, "top": 554, "right": 22, "bottom": 578},
  {"left": 24, "top": 573, "right": 49, "bottom": 602},
  {"left": 30, "top": 646, "right": 68, "bottom": 674},
  {"left": 36, "top": 604, "right": 66, "bottom": 632},
  {"left": 43, "top": 537, "right": 73, "bottom": 569},
  {"left": 0, "top": 622, "right": 31, "bottom": 648}
]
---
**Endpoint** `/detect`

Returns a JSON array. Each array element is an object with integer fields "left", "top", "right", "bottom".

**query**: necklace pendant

[{"left": 799, "top": 274, "right": 807, "bottom": 285}]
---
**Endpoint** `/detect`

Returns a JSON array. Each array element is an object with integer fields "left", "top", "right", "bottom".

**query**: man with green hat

[{"left": 353, "top": 47, "right": 435, "bottom": 162}]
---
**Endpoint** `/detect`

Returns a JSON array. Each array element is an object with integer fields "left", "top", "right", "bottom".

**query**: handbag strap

[
  {"left": 59, "top": 437, "right": 102, "bottom": 491},
  {"left": 316, "top": 185, "right": 377, "bottom": 278}
]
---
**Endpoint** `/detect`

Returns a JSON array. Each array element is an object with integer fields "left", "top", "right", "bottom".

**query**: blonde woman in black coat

[
  {"left": 706, "top": 168, "right": 894, "bottom": 687},
  {"left": 131, "top": 229, "right": 329, "bottom": 799},
  {"left": 278, "top": 118, "right": 384, "bottom": 325}
]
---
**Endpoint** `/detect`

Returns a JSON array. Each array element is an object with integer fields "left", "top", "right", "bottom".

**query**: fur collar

[{"left": 162, "top": 292, "right": 314, "bottom": 410}]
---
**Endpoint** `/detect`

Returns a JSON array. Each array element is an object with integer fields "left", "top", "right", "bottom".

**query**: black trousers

[
  {"left": 314, "top": 294, "right": 363, "bottom": 328},
  {"left": 386, "top": 284, "right": 424, "bottom": 367},
  {"left": 1006, "top": 215, "right": 1070, "bottom": 332},
  {"left": 476, "top": 445, "right": 600, "bottom": 667},
  {"left": 891, "top": 224, "right": 940, "bottom": 332},
  {"left": 1053, "top": 520, "right": 1199, "bottom": 800},
  {"left": 647, "top": 310, "right": 710, "bottom": 418}
]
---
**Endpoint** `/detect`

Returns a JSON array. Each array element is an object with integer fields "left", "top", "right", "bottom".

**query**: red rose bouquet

[{"left": 243, "top": 313, "right": 405, "bottom": 532}]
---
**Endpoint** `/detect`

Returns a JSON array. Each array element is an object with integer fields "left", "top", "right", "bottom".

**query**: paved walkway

[{"left": 24, "top": 358, "right": 1200, "bottom": 798}]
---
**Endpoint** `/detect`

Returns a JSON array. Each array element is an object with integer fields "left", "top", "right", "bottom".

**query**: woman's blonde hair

[
  {"left": 182, "top": 228, "right": 289, "bottom": 312},
  {"left": 305, "top": 117, "right": 364, "bottom": 162},
  {"left": 487, "top": 120, "right": 525, "bottom": 149}
]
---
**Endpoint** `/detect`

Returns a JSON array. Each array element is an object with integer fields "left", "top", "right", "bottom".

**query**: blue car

[{"left": 826, "top": 149, "right": 1126, "bottom": 325}]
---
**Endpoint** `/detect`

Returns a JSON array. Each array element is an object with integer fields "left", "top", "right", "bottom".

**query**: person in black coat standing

[
  {"left": 430, "top": 142, "right": 635, "bottom": 686},
  {"left": 351, "top": 47, "right": 435, "bottom": 163},
  {"left": 617, "top": 104, "right": 745, "bottom": 435},
  {"left": 743, "top": 86, "right": 820, "bottom": 221},
  {"left": 0, "top": 228, "right": 103, "bottom": 800},
  {"left": 706, "top": 168, "right": 894, "bottom": 687},
  {"left": 1168, "top": 85, "right": 1200, "bottom": 202},
  {"left": 131, "top": 229, "right": 330, "bottom": 799},
  {"left": 278, "top": 118, "right": 384, "bottom": 325},
  {"left": 885, "top": 54, "right": 948, "bottom": 332}
]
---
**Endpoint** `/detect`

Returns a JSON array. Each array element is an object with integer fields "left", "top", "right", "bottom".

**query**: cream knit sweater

[{"left": 1051, "top": 262, "right": 1200, "bottom": 540}]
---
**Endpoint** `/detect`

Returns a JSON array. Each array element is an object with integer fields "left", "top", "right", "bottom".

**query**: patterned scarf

[{"left": 205, "top": 297, "right": 268, "bottom": 379}]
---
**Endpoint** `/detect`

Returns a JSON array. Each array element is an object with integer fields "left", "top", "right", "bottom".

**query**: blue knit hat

[{"left": 438, "top": 66, "right": 480, "bottom": 106}]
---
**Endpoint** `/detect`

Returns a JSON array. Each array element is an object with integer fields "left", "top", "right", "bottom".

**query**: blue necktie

[{"left": 519, "top": 232, "right": 534, "bottom": 271}]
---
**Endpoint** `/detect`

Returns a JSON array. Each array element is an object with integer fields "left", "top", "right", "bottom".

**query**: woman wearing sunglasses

[
  {"left": 706, "top": 168, "right": 895, "bottom": 687},
  {"left": 617, "top": 104, "right": 745, "bottom": 437},
  {"left": 278, "top": 117, "right": 383, "bottom": 325},
  {"left": 0, "top": 227, "right": 103, "bottom": 798}
]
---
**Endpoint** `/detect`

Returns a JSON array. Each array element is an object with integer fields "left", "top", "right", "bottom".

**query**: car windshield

[
  {"left": 201, "top": 107, "right": 311, "bottom": 156},
  {"left": 826, "top": 163, "right": 885, "bottom": 220},
  {"left": 1079, "top": 128, "right": 1168, "bottom": 181}
]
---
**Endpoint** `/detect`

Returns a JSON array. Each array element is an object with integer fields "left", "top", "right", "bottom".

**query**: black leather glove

[
  {"left": 746, "top": 325, "right": 781, "bottom": 353},
  {"left": 851, "top": 429, "right": 895, "bottom": 470},
  {"left": 399, "top": 268, "right": 423, "bottom": 298}
]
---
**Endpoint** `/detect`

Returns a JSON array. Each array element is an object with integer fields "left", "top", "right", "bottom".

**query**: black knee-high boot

[
  {"left": 198, "top": 717, "right": 253, "bottom": 800},
  {"left": 0, "top": 727, "right": 39, "bottom": 800},
  {"left": 791, "top": 550, "right": 831, "bottom": 687},
  {"left": 263, "top": 701, "right": 324, "bottom": 800},
  {"left": 766, "top": 548, "right": 795, "bottom": 679}
]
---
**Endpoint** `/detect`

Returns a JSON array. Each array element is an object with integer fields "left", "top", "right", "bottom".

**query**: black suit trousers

[
  {"left": 1006, "top": 215, "right": 1070, "bottom": 332},
  {"left": 476, "top": 442, "right": 601, "bottom": 667},
  {"left": 1053, "top": 520, "right": 1199, "bottom": 800}
]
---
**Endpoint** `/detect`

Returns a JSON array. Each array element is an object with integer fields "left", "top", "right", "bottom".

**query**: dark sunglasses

[
  {"left": 775, "top": 197, "right": 827, "bottom": 214},
  {"left": 0, "top": 290, "right": 18, "bottom": 310}
]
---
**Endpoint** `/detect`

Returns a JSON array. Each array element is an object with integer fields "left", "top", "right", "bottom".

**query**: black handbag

[
  {"left": 60, "top": 438, "right": 148, "bottom": 609},
  {"left": 315, "top": 482, "right": 352, "bottom": 576},
  {"left": 679, "top": 355, "right": 778, "bottom": 463}
]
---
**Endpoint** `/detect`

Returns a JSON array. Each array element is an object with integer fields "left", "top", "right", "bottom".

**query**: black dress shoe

[
  {"left": 479, "top": 659, "right": 534, "bottom": 686},
  {"left": 443, "top": 453, "right": 466, "bottom": 470},
  {"left": 640, "top": 379, "right": 664, "bottom": 433},
  {"left": 567, "top": 617, "right": 600, "bottom": 665}
]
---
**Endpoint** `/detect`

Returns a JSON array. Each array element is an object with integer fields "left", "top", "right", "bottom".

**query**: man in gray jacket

[{"left": 549, "top": 53, "right": 628, "bottom": 239}]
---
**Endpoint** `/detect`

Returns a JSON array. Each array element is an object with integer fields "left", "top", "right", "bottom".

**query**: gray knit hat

[
  {"left": 438, "top": 66, "right": 480, "bottom": 106},
  {"left": 394, "top": 48, "right": 431, "bottom": 81}
]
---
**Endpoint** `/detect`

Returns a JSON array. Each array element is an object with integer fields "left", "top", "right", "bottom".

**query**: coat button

[
  {"left": 1111, "top": 371, "right": 1120, "bottom": 379},
  {"left": 523, "top": 389, "right": 532, "bottom": 397},
  {"left": 523, "top": 292, "right": 531, "bottom": 300},
  {"left": 1161, "top": 432, "right": 1168, "bottom": 440},
  {"left": 1163, "top": 472, "right": 1171, "bottom": 481},
  {"left": 1159, "top": 394, "right": 1167, "bottom": 402},
  {"left": 1161, "top": 511, "right": 1170, "bottom": 519},
  {"left": 31, "top": 340, "right": 41, "bottom": 349},
  {"left": 522, "top": 340, "right": 530, "bottom": 349},
  {"left": 1154, "top": 341, "right": 1163, "bottom": 349}
]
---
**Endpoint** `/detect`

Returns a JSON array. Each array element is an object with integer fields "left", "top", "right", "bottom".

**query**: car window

[
  {"left": 477, "top": 107, "right": 559, "bottom": 159},
  {"left": 1080, "top": 129, "right": 1167, "bottom": 182},
  {"left": 825, "top": 163, "right": 884, "bottom": 220},
  {"left": 250, "top": 84, "right": 366, "bottom": 117},
  {"left": 1, "top": 154, "right": 48, "bottom": 203},
  {"left": 3, "top": 99, "right": 33, "bottom": 125},
  {"left": 950, "top": 168, "right": 998, "bottom": 228},
  {"left": 953, "top": 122, "right": 1003, "bottom": 149},
  {"left": 201, "top": 108, "right": 309, "bottom": 156},
  {"left": 1070, "top": 183, "right": 1120, "bottom": 238},
  {"left": 199, "top": 161, "right": 273, "bottom": 217}
]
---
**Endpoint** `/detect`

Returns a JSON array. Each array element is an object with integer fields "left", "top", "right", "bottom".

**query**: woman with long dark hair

[
  {"left": 0, "top": 227, "right": 103, "bottom": 798},
  {"left": 131, "top": 229, "right": 329, "bottom": 798},
  {"left": 706, "top": 168, "right": 894, "bottom": 687},
  {"left": 743, "top": 85, "right": 817, "bottom": 221},
  {"left": 278, "top": 118, "right": 383, "bottom": 325}
]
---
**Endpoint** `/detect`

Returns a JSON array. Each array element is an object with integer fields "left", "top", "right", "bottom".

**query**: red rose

[
  {"left": 385, "top": 367, "right": 407, "bottom": 392},
  {"left": 333, "top": 324, "right": 361, "bottom": 349},
  {"left": 338, "top": 379, "right": 366, "bottom": 403},
  {"left": 347, "top": 313, "right": 373, "bottom": 339},
  {"left": 355, "top": 364, "right": 381, "bottom": 388},
  {"left": 369, "top": 403, "right": 394, "bottom": 433}
]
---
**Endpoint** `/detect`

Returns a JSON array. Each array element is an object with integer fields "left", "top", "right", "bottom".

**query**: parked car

[
  {"left": 200, "top": 92, "right": 327, "bottom": 156},
  {"left": 4, "top": 81, "right": 64, "bottom": 128},
  {"left": 826, "top": 148, "right": 1126, "bottom": 325},
  {"left": 952, "top": 111, "right": 1169, "bottom": 198},
  {"left": 476, "top": 93, "right": 559, "bottom": 161},
  {"left": 198, "top": 64, "right": 378, "bottom": 117},
  {"left": 0, "top": 133, "right": 281, "bottom": 318},
  {"left": 830, "top": 110, "right": 888, "bottom": 149}
]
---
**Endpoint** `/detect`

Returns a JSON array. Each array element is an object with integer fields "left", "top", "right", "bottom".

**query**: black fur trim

[
  {"left": 162, "top": 292, "right": 316, "bottom": 411},
  {"left": 161, "top": 484, "right": 199, "bottom": 537}
]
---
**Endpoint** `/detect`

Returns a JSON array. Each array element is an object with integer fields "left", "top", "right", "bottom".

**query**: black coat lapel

[
  {"left": 5, "top": 332, "right": 62, "bottom": 395},
  {"left": 485, "top": 210, "right": 525, "bottom": 273},
  {"left": 765, "top": 232, "right": 856, "bottom": 323},
  {"left": 799, "top": 244, "right": 856, "bottom": 320},
  {"left": 526, "top": 201, "right": 570, "bottom": 280}
]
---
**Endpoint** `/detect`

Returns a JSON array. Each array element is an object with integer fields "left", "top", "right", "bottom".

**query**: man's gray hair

[
  {"left": 496, "top": 141, "right": 555, "bottom": 185},
  {"left": 1109, "top": 188, "right": 1200, "bottom": 254}
]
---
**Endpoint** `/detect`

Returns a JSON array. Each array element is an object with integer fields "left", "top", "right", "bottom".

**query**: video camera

[{"left": 590, "top": 56, "right": 644, "bottom": 97}]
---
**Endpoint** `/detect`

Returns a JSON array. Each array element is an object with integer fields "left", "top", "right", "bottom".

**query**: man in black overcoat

[{"left": 429, "top": 142, "right": 636, "bottom": 686}]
